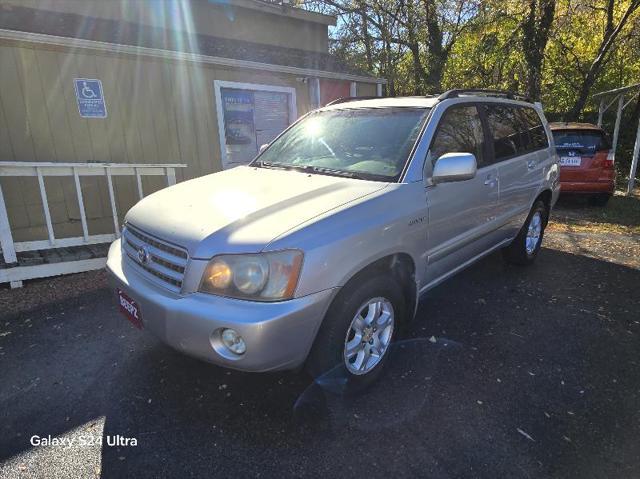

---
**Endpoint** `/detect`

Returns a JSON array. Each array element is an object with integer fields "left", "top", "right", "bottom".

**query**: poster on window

[
  {"left": 221, "top": 89, "right": 257, "bottom": 166},
  {"left": 254, "top": 91, "right": 290, "bottom": 149},
  {"left": 221, "top": 87, "right": 291, "bottom": 168}
]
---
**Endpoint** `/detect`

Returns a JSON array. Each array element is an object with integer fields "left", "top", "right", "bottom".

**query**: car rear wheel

[
  {"left": 502, "top": 200, "right": 548, "bottom": 265},
  {"left": 305, "top": 275, "right": 405, "bottom": 381},
  {"left": 588, "top": 193, "right": 611, "bottom": 207}
]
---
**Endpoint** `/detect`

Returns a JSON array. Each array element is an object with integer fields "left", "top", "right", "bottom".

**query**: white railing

[
  {"left": 594, "top": 83, "right": 640, "bottom": 195},
  {"left": 0, "top": 162, "right": 186, "bottom": 288}
]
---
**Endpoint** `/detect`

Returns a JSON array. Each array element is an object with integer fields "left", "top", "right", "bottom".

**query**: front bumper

[{"left": 106, "top": 240, "right": 336, "bottom": 372}]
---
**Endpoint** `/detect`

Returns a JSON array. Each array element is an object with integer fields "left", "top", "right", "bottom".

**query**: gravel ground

[
  {"left": 1, "top": 224, "right": 639, "bottom": 478},
  {"left": 0, "top": 270, "right": 110, "bottom": 318}
]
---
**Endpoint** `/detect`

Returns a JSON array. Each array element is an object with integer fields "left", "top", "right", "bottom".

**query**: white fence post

[
  {"left": 135, "top": 167, "right": 144, "bottom": 200},
  {"left": 105, "top": 167, "right": 120, "bottom": 237},
  {"left": 36, "top": 167, "right": 55, "bottom": 246},
  {"left": 166, "top": 167, "right": 176, "bottom": 186},
  {"left": 628, "top": 117, "right": 640, "bottom": 195},
  {"left": 611, "top": 94, "right": 624, "bottom": 156},
  {"left": 0, "top": 180, "right": 17, "bottom": 264},
  {"left": 73, "top": 166, "right": 89, "bottom": 241}
]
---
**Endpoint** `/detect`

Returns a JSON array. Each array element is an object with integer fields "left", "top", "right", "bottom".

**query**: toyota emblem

[{"left": 137, "top": 246, "right": 149, "bottom": 264}]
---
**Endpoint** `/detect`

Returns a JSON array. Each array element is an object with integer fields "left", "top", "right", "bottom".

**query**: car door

[
  {"left": 424, "top": 104, "right": 500, "bottom": 287},
  {"left": 482, "top": 104, "right": 547, "bottom": 238},
  {"left": 519, "top": 106, "right": 550, "bottom": 198}
]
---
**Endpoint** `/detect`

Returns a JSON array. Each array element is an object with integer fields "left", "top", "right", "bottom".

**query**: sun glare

[{"left": 304, "top": 118, "right": 324, "bottom": 138}]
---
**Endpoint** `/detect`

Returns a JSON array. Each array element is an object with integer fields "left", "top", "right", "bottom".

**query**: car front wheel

[
  {"left": 306, "top": 275, "right": 405, "bottom": 381},
  {"left": 343, "top": 297, "right": 395, "bottom": 375}
]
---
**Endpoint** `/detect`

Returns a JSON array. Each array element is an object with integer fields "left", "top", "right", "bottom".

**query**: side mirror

[
  {"left": 432, "top": 152, "right": 477, "bottom": 184},
  {"left": 259, "top": 143, "right": 269, "bottom": 154}
]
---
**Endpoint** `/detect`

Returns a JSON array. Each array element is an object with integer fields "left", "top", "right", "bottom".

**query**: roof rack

[
  {"left": 326, "top": 96, "right": 380, "bottom": 106},
  {"left": 437, "top": 89, "right": 532, "bottom": 103}
]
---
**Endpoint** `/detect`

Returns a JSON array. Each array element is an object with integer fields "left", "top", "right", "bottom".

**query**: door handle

[
  {"left": 527, "top": 160, "right": 537, "bottom": 170},
  {"left": 484, "top": 175, "right": 497, "bottom": 187}
]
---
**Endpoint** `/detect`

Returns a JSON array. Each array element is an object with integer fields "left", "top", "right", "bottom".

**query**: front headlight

[{"left": 199, "top": 250, "right": 303, "bottom": 301}]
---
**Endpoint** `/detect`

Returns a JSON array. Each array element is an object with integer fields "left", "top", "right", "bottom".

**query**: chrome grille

[{"left": 122, "top": 224, "right": 188, "bottom": 292}]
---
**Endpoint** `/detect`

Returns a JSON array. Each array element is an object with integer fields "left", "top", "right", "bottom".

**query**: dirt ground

[{"left": 546, "top": 191, "right": 640, "bottom": 269}]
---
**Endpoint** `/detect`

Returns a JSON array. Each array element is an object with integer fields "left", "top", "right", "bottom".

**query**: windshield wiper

[
  {"left": 258, "top": 161, "right": 315, "bottom": 174},
  {"left": 309, "top": 166, "right": 391, "bottom": 182},
  {"left": 258, "top": 161, "right": 389, "bottom": 181},
  {"left": 257, "top": 161, "right": 289, "bottom": 170},
  {"left": 310, "top": 166, "right": 360, "bottom": 178}
]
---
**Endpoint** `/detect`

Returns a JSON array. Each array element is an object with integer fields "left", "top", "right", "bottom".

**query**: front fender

[{"left": 267, "top": 183, "right": 426, "bottom": 299}]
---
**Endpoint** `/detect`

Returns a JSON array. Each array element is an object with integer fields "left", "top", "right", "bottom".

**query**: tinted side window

[
  {"left": 484, "top": 105, "right": 526, "bottom": 161},
  {"left": 520, "top": 107, "right": 549, "bottom": 150},
  {"left": 430, "top": 106, "right": 485, "bottom": 167}
]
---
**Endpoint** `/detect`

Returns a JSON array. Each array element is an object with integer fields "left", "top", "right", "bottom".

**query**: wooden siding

[{"left": 0, "top": 40, "right": 315, "bottom": 242}]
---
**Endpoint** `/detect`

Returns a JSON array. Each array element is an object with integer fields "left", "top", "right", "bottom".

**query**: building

[{"left": 0, "top": 0, "right": 384, "bottom": 253}]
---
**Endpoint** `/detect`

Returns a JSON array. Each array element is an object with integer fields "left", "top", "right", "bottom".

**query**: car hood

[{"left": 125, "top": 166, "right": 388, "bottom": 258}]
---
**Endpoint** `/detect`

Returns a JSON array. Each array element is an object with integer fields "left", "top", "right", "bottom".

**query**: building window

[{"left": 214, "top": 81, "right": 297, "bottom": 169}]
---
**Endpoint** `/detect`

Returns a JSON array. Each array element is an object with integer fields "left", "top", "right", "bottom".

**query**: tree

[
  {"left": 521, "top": 0, "right": 556, "bottom": 100},
  {"left": 564, "top": 0, "right": 640, "bottom": 119},
  {"left": 305, "top": 0, "right": 640, "bottom": 120},
  {"left": 305, "top": 0, "right": 479, "bottom": 94},
  {"left": 303, "top": 0, "right": 640, "bottom": 175}
]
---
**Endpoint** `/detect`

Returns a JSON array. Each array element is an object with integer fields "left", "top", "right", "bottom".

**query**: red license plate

[{"left": 117, "top": 289, "right": 143, "bottom": 329}]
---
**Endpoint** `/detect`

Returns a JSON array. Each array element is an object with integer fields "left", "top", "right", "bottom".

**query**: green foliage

[
  {"left": 443, "top": 11, "right": 526, "bottom": 93},
  {"left": 314, "top": 0, "right": 639, "bottom": 176},
  {"left": 441, "top": 1, "right": 640, "bottom": 118}
]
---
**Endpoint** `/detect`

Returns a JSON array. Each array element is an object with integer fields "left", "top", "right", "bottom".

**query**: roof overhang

[{"left": 0, "top": 28, "right": 386, "bottom": 84}]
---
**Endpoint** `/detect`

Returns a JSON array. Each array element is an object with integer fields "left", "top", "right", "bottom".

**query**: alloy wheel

[
  {"left": 343, "top": 297, "right": 395, "bottom": 375},
  {"left": 526, "top": 211, "right": 542, "bottom": 255}
]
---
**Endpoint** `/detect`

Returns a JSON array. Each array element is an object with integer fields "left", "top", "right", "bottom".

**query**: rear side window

[
  {"left": 520, "top": 108, "right": 549, "bottom": 150},
  {"left": 552, "top": 130, "right": 611, "bottom": 153},
  {"left": 430, "top": 105, "right": 486, "bottom": 167},
  {"left": 484, "top": 105, "right": 527, "bottom": 161},
  {"left": 483, "top": 105, "right": 549, "bottom": 161}
]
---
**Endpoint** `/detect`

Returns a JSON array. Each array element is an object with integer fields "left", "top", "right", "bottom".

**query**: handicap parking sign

[{"left": 74, "top": 78, "right": 107, "bottom": 118}]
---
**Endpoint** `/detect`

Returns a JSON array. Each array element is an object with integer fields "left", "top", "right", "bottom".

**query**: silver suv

[{"left": 106, "top": 90, "right": 560, "bottom": 380}]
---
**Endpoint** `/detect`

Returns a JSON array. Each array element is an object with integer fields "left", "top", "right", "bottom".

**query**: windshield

[
  {"left": 553, "top": 129, "right": 611, "bottom": 152},
  {"left": 253, "top": 107, "right": 430, "bottom": 181}
]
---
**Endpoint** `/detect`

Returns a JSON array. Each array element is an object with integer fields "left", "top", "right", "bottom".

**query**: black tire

[
  {"left": 305, "top": 274, "right": 405, "bottom": 382},
  {"left": 588, "top": 193, "right": 611, "bottom": 207},
  {"left": 502, "top": 200, "right": 548, "bottom": 266}
]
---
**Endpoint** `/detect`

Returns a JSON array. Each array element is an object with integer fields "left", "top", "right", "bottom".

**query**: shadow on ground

[{"left": 1, "top": 247, "right": 639, "bottom": 478}]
